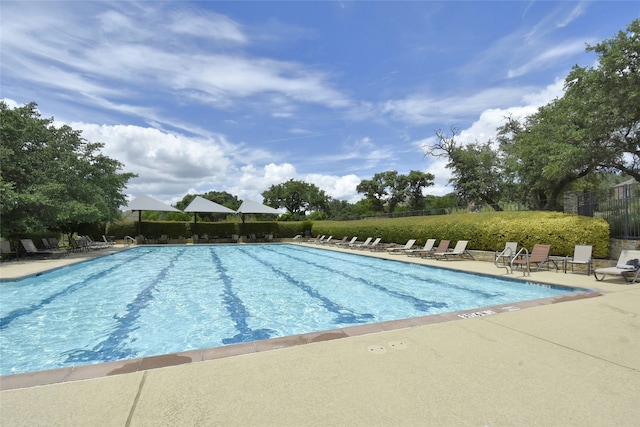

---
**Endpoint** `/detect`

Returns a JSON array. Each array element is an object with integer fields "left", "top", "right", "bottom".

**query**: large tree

[
  {"left": 0, "top": 102, "right": 136, "bottom": 236},
  {"left": 262, "top": 179, "right": 329, "bottom": 217},
  {"left": 356, "top": 170, "right": 435, "bottom": 213},
  {"left": 561, "top": 18, "right": 640, "bottom": 181},
  {"left": 425, "top": 128, "right": 507, "bottom": 210}
]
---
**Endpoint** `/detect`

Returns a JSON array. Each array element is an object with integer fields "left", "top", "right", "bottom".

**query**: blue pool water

[{"left": 0, "top": 244, "right": 578, "bottom": 375}]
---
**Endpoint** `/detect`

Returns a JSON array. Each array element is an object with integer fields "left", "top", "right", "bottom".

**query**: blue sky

[{"left": 2, "top": 1, "right": 638, "bottom": 206}]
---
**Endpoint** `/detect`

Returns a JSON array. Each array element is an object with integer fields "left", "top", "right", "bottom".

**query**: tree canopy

[
  {"left": 425, "top": 19, "right": 639, "bottom": 210},
  {"left": 262, "top": 179, "right": 329, "bottom": 219},
  {"left": 0, "top": 102, "right": 136, "bottom": 237},
  {"left": 356, "top": 170, "right": 435, "bottom": 214}
]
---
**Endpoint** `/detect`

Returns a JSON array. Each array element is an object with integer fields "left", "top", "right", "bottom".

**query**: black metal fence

[{"left": 565, "top": 182, "right": 640, "bottom": 239}]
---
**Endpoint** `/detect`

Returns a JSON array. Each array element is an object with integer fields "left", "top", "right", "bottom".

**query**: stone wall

[{"left": 609, "top": 238, "right": 640, "bottom": 260}]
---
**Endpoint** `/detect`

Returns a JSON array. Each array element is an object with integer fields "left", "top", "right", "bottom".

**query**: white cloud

[
  {"left": 304, "top": 173, "right": 362, "bottom": 203},
  {"left": 167, "top": 11, "right": 247, "bottom": 43},
  {"left": 380, "top": 86, "right": 536, "bottom": 126},
  {"left": 507, "top": 40, "right": 590, "bottom": 78},
  {"left": 71, "top": 123, "right": 233, "bottom": 203}
]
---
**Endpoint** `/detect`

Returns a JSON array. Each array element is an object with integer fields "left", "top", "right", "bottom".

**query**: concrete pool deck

[{"left": 1, "top": 243, "right": 639, "bottom": 426}]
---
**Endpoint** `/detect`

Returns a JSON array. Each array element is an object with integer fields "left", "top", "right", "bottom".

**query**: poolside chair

[
  {"left": 81, "top": 235, "right": 108, "bottom": 249},
  {"left": 1, "top": 240, "right": 16, "bottom": 260},
  {"left": 359, "top": 237, "right": 381, "bottom": 250},
  {"left": 42, "top": 237, "right": 54, "bottom": 249},
  {"left": 351, "top": 237, "right": 373, "bottom": 249},
  {"left": 594, "top": 250, "right": 640, "bottom": 283},
  {"left": 418, "top": 240, "right": 450, "bottom": 258},
  {"left": 434, "top": 240, "right": 474, "bottom": 260},
  {"left": 405, "top": 239, "right": 436, "bottom": 257},
  {"left": 495, "top": 242, "right": 518, "bottom": 265},
  {"left": 511, "top": 244, "right": 551, "bottom": 272},
  {"left": 335, "top": 236, "right": 358, "bottom": 247},
  {"left": 20, "top": 239, "right": 68, "bottom": 258},
  {"left": 567, "top": 245, "right": 593, "bottom": 275},
  {"left": 101, "top": 235, "right": 115, "bottom": 247},
  {"left": 387, "top": 239, "right": 416, "bottom": 254},
  {"left": 319, "top": 236, "right": 334, "bottom": 244}
]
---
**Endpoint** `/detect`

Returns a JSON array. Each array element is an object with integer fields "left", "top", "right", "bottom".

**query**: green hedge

[
  {"left": 106, "top": 212, "right": 610, "bottom": 258},
  {"left": 310, "top": 212, "right": 610, "bottom": 258}
]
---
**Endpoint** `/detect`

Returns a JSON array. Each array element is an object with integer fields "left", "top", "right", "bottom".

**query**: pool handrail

[
  {"left": 510, "top": 247, "right": 530, "bottom": 277},
  {"left": 494, "top": 246, "right": 515, "bottom": 275}
]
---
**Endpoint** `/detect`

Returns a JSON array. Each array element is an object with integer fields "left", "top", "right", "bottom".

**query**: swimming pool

[{"left": 0, "top": 244, "right": 578, "bottom": 375}]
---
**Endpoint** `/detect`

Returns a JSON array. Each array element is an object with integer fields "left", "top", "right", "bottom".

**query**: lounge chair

[
  {"left": 387, "top": 239, "right": 416, "bottom": 254},
  {"left": 369, "top": 240, "right": 396, "bottom": 251},
  {"left": 102, "top": 235, "right": 115, "bottom": 247},
  {"left": 434, "top": 240, "right": 474, "bottom": 260},
  {"left": 82, "top": 235, "right": 109, "bottom": 249},
  {"left": 20, "top": 239, "right": 67, "bottom": 257},
  {"left": 49, "top": 237, "right": 66, "bottom": 249},
  {"left": 511, "top": 244, "right": 551, "bottom": 271},
  {"left": 359, "top": 237, "right": 381, "bottom": 250},
  {"left": 335, "top": 236, "right": 358, "bottom": 247},
  {"left": 319, "top": 236, "right": 334, "bottom": 244},
  {"left": 418, "top": 240, "right": 450, "bottom": 258},
  {"left": 594, "top": 250, "right": 640, "bottom": 283},
  {"left": 405, "top": 239, "right": 436, "bottom": 257},
  {"left": 567, "top": 245, "right": 593, "bottom": 275},
  {"left": 495, "top": 242, "right": 518, "bottom": 265},
  {"left": 308, "top": 235, "right": 324, "bottom": 243},
  {"left": 351, "top": 237, "right": 373, "bottom": 249},
  {"left": 1, "top": 240, "right": 16, "bottom": 260}
]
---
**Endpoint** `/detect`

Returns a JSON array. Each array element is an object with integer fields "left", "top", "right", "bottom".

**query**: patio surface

[{"left": 1, "top": 243, "right": 639, "bottom": 426}]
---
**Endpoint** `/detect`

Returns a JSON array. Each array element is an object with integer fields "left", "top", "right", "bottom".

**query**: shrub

[{"left": 311, "top": 212, "right": 610, "bottom": 258}]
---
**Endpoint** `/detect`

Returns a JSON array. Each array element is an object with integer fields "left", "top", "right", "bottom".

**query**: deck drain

[
  {"left": 367, "top": 345, "right": 387, "bottom": 354},
  {"left": 388, "top": 341, "right": 407, "bottom": 350}
]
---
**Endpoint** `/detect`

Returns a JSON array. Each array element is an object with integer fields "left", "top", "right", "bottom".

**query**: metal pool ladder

[{"left": 510, "top": 247, "right": 531, "bottom": 277}]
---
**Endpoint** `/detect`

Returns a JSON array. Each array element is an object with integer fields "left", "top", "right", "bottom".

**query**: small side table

[{"left": 546, "top": 256, "right": 568, "bottom": 273}]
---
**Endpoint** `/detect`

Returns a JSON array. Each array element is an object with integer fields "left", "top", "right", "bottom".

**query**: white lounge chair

[
  {"left": 335, "top": 236, "right": 358, "bottom": 247},
  {"left": 594, "top": 250, "right": 640, "bottom": 283},
  {"left": 359, "top": 237, "right": 381, "bottom": 250},
  {"left": 351, "top": 237, "right": 373, "bottom": 249},
  {"left": 319, "top": 236, "right": 334, "bottom": 244},
  {"left": 387, "top": 239, "right": 416, "bottom": 254},
  {"left": 434, "top": 240, "right": 474, "bottom": 260},
  {"left": 405, "top": 239, "right": 436, "bottom": 257}
]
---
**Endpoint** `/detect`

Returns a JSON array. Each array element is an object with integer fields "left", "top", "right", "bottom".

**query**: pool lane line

[
  {"left": 63, "top": 248, "right": 187, "bottom": 364},
  {"left": 285, "top": 244, "right": 503, "bottom": 299},
  {"left": 208, "top": 248, "right": 276, "bottom": 345},
  {"left": 258, "top": 245, "right": 449, "bottom": 312},
  {"left": 235, "top": 247, "right": 375, "bottom": 325},
  {"left": 0, "top": 250, "right": 149, "bottom": 330}
]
